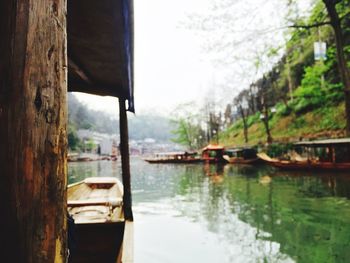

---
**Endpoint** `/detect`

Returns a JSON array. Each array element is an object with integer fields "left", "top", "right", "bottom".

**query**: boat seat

[
  {"left": 67, "top": 198, "right": 123, "bottom": 208},
  {"left": 68, "top": 199, "right": 124, "bottom": 223}
]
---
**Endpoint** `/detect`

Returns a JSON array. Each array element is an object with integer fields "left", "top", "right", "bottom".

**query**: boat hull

[
  {"left": 257, "top": 153, "right": 350, "bottom": 171},
  {"left": 269, "top": 161, "right": 350, "bottom": 171},
  {"left": 144, "top": 158, "right": 203, "bottom": 164},
  {"left": 202, "top": 157, "right": 228, "bottom": 164},
  {"left": 224, "top": 156, "right": 261, "bottom": 165},
  {"left": 70, "top": 222, "right": 125, "bottom": 263},
  {"left": 67, "top": 177, "right": 127, "bottom": 263}
]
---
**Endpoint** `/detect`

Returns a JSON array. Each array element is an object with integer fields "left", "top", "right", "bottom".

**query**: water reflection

[
  {"left": 68, "top": 157, "right": 350, "bottom": 263},
  {"left": 68, "top": 160, "right": 122, "bottom": 184}
]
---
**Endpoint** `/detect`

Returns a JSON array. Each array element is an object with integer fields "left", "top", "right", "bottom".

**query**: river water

[{"left": 68, "top": 157, "right": 350, "bottom": 263}]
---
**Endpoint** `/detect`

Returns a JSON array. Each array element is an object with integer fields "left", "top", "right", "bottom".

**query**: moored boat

[
  {"left": 144, "top": 151, "right": 202, "bottom": 164},
  {"left": 67, "top": 177, "right": 132, "bottom": 263},
  {"left": 223, "top": 148, "right": 260, "bottom": 164},
  {"left": 201, "top": 144, "right": 228, "bottom": 163},
  {"left": 257, "top": 138, "right": 350, "bottom": 171}
]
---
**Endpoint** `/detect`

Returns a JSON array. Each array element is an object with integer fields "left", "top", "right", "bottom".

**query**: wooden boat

[
  {"left": 223, "top": 148, "right": 260, "bottom": 164},
  {"left": 68, "top": 153, "right": 79, "bottom": 162},
  {"left": 201, "top": 144, "right": 228, "bottom": 163},
  {"left": 144, "top": 151, "right": 202, "bottom": 164},
  {"left": 67, "top": 177, "right": 132, "bottom": 263},
  {"left": 257, "top": 138, "right": 350, "bottom": 171}
]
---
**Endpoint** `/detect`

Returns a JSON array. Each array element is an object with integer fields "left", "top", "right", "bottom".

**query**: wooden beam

[{"left": 0, "top": 0, "right": 67, "bottom": 261}]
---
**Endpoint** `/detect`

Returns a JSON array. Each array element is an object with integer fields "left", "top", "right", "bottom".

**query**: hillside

[
  {"left": 220, "top": 102, "right": 346, "bottom": 147},
  {"left": 68, "top": 93, "right": 174, "bottom": 143},
  {"left": 169, "top": 1, "right": 350, "bottom": 150}
]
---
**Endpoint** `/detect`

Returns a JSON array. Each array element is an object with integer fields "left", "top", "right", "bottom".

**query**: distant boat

[
  {"left": 144, "top": 151, "right": 202, "bottom": 164},
  {"left": 68, "top": 153, "right": 79, "bottom": 162},
  {"left": 68, "top": 177, "right": 133, "bottom": 263},
  {"left": 223, "top": 148, "right": 260, "bottom": 164},
  {"left": 68, "top": 153, "right": 117, "bottom": 162},
  {"left": 201, "top": 144, "right": 228, "bottom": 163},
  {"left": 257, "top": 138, "right": 350, "bottom": 171}
]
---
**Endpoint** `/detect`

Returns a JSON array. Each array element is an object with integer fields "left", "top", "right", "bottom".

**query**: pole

[{"left": 119, "top": 98, "right": 133, "bottom": 221}]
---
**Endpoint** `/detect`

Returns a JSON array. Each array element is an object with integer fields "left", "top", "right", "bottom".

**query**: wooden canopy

[
  {"left": 202, "top": 144, "right": 225, "bottom": 151},
  {"left": 67, "top": 0, "right": 134, "bottom": 112},
  {"left": 294, "top": 138, "right": 350, "bottom": 146}
]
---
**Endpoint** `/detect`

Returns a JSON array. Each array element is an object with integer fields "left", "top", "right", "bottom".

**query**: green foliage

[
  {"left": 220, "top": 0, "right": 349, "bottom": 146},
  {"left": 299, "top": 64, "right": 327, "bottom": 92},
  {"left": 171, "top": 114, "right": 205, "bottom": 150},
  {"left": 84, "top": 139, "right": 96, "bottom": 152},
  {"left": 290, "top": 60, "right": 344, "bottom": 114},
  {"left": 308, "top": 0, "right": 328, "bottom": 24},
  {"left": 316, "top": 107, "right": 346, "bottom": 130},
  {"left": 171, "top": 118, "right": 192, "bottom": 147},
  {"left": 68, "top": 93, "right": 118, "bottom": 134},
  {"left": 290, "top": 116, "right": 306, "bottom": 129},
  {"left": 68, "top": 124, "right": 82, "bottom": 151},
  {"left": 277, "top": 103, "right": 292, "bottom": 117},
  {"left": 325, "top": 83, "right": 344, "bottom": 103},
  {"left": 246, "top": 113, "right": 260, "bottom": 127},
  {"left": 233, "top": 120, "right": 244, "bottom": 130}
]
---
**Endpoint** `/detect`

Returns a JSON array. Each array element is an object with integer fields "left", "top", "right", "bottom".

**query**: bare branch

[
  {"left": 289, "top": 21, "right": 331, "bottom": 29},
  {"left": 288, "top": 9, "right": 350, "bottom": 30}
]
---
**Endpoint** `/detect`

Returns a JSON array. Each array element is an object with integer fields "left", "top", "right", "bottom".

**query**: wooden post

[
  {"left": 331, "top": 146, "right": 336, "bottom": 164},
  {"left": 0, "top": 0, "right": 67, "bottom": 262},
  {"left": 119, "top": 98, "right": 134, "bottom": 221}
]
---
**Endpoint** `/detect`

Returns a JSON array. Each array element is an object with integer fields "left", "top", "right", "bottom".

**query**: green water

[{"left": 68, "top": 157, "right": 350, "bottom": 263}]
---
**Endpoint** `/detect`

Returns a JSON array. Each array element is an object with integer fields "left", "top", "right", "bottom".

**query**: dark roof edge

[{"left": 294, "top": 138, "right": 350, "bottom": 146}]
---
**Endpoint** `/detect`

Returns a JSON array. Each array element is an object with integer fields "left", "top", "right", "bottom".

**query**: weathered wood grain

[{"left": 0, "top": 0, "right": 67, "bottom": 262}]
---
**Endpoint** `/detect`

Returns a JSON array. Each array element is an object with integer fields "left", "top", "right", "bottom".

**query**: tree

[
  {"left": 322, "top": 0, "right": 350, "bottom": 135},
  {"left": 171, "top": 102, "right": 205, "bottom": 149},
  {"left": 256, "top": 77, "right": 273, "bottom": 144},
  {"left": 171, "top": 118, "right": 197, "bottom": 149},
  {"left": 234, "top": 92, "right": 250, "bottom": 144},
  {"left": 84, "top": 138, "right": 97, "bottom": 153},
  {"left": 288, "top": 0, "right": 350, "bottom": 134},
  {"left": 224, "top": 103, "right": 233, "bottom": 127}
]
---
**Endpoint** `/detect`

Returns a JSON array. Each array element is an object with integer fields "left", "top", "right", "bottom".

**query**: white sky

[{"left": 75, "top": 0, "right": 313, "bottom": 116}]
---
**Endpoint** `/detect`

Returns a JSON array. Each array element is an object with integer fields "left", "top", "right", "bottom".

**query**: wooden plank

[
  {"left": 116, "top": 221, "right": 134, "bottom": 263},
  {"left": 68, "top": 198, "right": 122, "bottom": 207}
]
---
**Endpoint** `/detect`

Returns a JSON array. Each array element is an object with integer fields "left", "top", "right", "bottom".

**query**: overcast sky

[{"left": 75, "top": 0, "right": 313, "bottom": 116}]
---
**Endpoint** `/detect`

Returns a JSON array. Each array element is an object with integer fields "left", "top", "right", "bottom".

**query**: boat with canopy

[{"left": 257, "top": 138, "right": 350, "bottom": 171}]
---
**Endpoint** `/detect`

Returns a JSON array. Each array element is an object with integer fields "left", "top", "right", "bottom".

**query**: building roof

[
  {"left": 67, "top": 0, "right": 134, "bottom": 111},
  {"left": 294, "top": 138, "right": 350, "bottom": 146}
]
